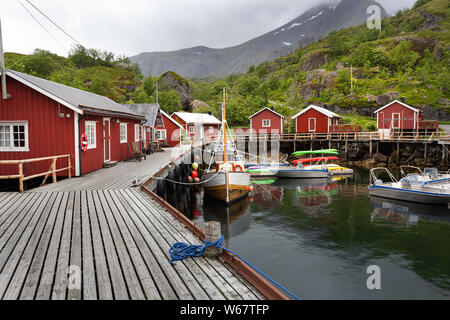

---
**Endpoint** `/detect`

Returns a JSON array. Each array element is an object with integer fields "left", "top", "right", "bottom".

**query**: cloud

[{"left": 2, "top": 0, "right": 416, "bottom": 58}]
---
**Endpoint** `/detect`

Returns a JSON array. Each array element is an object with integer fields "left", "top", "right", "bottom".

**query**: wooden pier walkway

[{"left": 0, "top": 148, "right": 265, "bottom": 300}]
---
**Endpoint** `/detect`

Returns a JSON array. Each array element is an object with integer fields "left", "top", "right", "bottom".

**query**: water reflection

[
  {"left": 370, "top": 196, "right": 450, "bottom": 226},
  {"left": 172, "top": 171, "right": 450, "bottom": 298}
]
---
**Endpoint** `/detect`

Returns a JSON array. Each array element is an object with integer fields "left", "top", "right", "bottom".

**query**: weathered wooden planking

[
  {"left": 116, "top": 189, "right": 210, "bottom": 300},
  {"left": 86, "top": 190, "right": 113, "bottom": 300},
  {"left": 112, "top": 189, "right": 184, "bottom": 300},
  {"left": 67, "top": 191, "right": 82, "bottom": 300},
  {"left": 121, "top": 189, "right": 226, "bottom": 300},
  {"left": 51, "top": 191, "right": 75, "bottom": 300},
  {"left": 102, "top": 190, "right": 162, "bottom": 300},
  {"left": 35, "top": 192, "right": 69, "bottom": 300},
  {"left": 128, "top": 188, "right": 261, "bottom": 300},
  {"left": 1, "top": 192, "right": 58, "bottom": 299},
  {"left": 18, "top": 193, "right": 64, "bottom": 300},
  {"left": 91, "top": 191, "right": 129, "bottom": 299},
  {"left": 80, "top": 190, "right": 97, "bottom": 300}
]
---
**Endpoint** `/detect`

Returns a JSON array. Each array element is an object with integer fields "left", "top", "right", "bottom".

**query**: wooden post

[
  {"left": 18, "top": 162, "right": 24, "bottom": 193},
  {"left": 51, "top": 157, "right": 57, "bottom": 183},
  {"left": 370, "top": 140, "right": 373, "bottom": 159},
  {"left": 345, "top": 140, "right": 348, "bottom": 161},
  {"left": 396, "top": 142, "right": 400, "bottom": 164},
  {"left": 424, "top": 143, "right": 427, "bottom": 167},
  {"left": 68, "top": 156, "right": 72, "bottom": 179},
  {"left": 204, "top": 221, "right": 222, "bottom": 258}
]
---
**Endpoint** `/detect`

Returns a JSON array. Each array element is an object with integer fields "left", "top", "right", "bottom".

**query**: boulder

[
  {"left": 372, "top": 153, "right": 388, "bottom": 163},
  {"left": 376, "top": 91, "right": 399, "bottom": 106},
  {"left": 299, "top": 51, "right": 329, "bottom": 72},
  {"left": 159, "top": 71, "right": 192, "bottom": 110}
]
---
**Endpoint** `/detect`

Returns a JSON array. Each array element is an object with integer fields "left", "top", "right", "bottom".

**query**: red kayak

[{"left": 292, "top": 156, "right": 339, "bottom": 165}]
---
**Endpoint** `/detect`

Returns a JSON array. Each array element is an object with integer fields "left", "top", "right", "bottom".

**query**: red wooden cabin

[
  {"left": 0, "top": 69, "right": 146, "bottom": 179},
  {"left": 156, "top": 110, "right": 183, "bottom": 147},
  {"left": 171, "top": 112, "right": 221, "bottom": 140},
  {"left": 249, "top": 107, "right": 284, "bottom": 134},
  {"left": 124, "top": 103, "right": 163, "bottom": 150},
  {"left": 292, "top": 105, "right": 342, "bottom": 133},
  {"left": 375, "top": 100, "right": 439, "bottom": 133}
]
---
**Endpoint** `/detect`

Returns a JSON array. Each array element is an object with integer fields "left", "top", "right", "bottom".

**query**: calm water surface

[{"left": 179, "top": 169, "right": 450, "bottom": 300}]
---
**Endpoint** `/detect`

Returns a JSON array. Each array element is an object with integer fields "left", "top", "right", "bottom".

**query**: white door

[
  {"left": 308, "top": 118, "right": 316, "bottom": 132},
  {"left": 103, "top": 118, "right": 111, "bottom": 162}
]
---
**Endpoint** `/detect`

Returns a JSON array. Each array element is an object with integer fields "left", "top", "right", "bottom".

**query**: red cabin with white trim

[
  {"left": 374, "top": 100, "right": 439, "bottom": 133},
  {"left": 156, "top": 110, "right": 183, "bottom": 147},
  {"left": 0, "top": 69, "right": 146, "bottom": 179},
  {"left": 292, "top": 105, "right": 341, "bottom": 133},
  {"left": 249, "top": 107, "right": 284, "bottom": 134},
  {"left": 171, "top": 112, "right": 221, "bottom": 140}
]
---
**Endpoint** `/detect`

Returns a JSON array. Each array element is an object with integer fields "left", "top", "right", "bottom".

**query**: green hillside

[
  {"left": 189, "top": 0, "right": 450, "bottom": 130},
  {"left": 4, "top": 45, "right": 143, "bottom": 103}
]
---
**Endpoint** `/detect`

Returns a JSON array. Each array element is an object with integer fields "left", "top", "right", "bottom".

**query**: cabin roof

[
  {"left": 160, "top": 110, "right": 184, "bottom": 129},
  {"left": 171, "top": 112, "right": 221, "bottom": 125},
  {"left": 374, "top": 100, "right": 420, "bottom": 114},
  {"left": 249, "top": 107, "right": 285, "bottom": 119},
  {"left": 4, "top": 69, "right": 145, "bottom": 120},
  {"left": 122, "top": 103, "right": 163, "bottom": 127},
  {"left": 291, "top": 105, "right": 341, "bottom": 119}
]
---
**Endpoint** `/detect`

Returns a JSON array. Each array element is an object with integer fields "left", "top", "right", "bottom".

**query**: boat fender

[
  {"left": 80, "top": 133, "right": 89, "bottom": 152},
  {"left": 167, "top": 171, "right": 176, "bottom": 193},
  {"left": 156, "top": 179, "right": 166, "bottom": 199}
]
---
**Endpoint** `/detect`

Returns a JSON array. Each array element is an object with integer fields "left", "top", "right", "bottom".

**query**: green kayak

[{"left": 292, "top": 149, "right": 339, "bottom": 156}]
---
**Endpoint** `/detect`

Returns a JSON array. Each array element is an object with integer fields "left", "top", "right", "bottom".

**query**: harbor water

[{"left": 176, "top": 168, "right": 450, "bottom": 300}]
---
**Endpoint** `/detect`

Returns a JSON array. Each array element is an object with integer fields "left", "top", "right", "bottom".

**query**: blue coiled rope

[{"left": 169, "top": 235, "right": 301, "bottom": 300}]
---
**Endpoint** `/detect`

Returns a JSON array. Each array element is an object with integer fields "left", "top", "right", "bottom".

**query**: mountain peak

[{"left": 131, "top": 0, "right": 388, "bottom": 78}]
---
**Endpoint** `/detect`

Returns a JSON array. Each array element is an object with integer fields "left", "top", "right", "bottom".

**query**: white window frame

[
  {"left": 262, "top": 119, "right": 271, "bottom": 128},
  {"left": 392, "top": 113, "right": 401, "bottom": 129},
  {"left": 120, "top": 123, "right": 127, "bottom": 143},
  {"left": 85, "top": 121, "right": 97, "bottom": 149},
  {"left": 134, "top": 124, "right": 141, "bottom": 142},
  {"left": 208, "top": 126, "right": 214, "bottom": 133},
  {"left": 156, "top": 129, "right": 167, "bottom": 141},
  {"left": 0, "top": 121, "right": 29, "bottom": 152},
  {"left": 188, "top": 126, "right": 195, "bottom": 134},
  {"left": 308, "top": 118, "right": 316, "bottom": 132}
]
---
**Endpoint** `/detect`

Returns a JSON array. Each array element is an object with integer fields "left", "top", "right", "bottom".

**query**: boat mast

[{"left": 222, "top": 87, "right": 227, "bottom": 164}]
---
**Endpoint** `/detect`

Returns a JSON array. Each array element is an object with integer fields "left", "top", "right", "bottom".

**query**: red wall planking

[
  {"left": 250, "top": 109, "right": 284, "bottom": 134},
  {"left": 377, "top": 102, "right": 417, "bottom": 130},
  {"left": 295, "top": 108, "right": 336, "bottom": 133},
  {"left": 0, "top": 77, "right": 75, "bottom": 177}
]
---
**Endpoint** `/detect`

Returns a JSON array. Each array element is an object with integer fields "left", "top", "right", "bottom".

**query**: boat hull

[
  {"left": 276, "top": 168, "right": 330, "bottom": 179},
  {"left": 369, "top": 185, "right": 450, "bottom": 206},
  {"left": 203, "top": 171, "right": 250, "bottom": 204}
]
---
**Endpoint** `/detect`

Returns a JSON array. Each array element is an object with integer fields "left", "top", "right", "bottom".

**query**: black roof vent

[{"left": 400, "top": 97, "right": 406, "bottom": 103}]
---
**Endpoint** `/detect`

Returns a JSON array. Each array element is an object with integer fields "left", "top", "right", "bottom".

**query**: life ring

[
  {"left": 81, "top": 133, "right": 89, "bottom": 152},
  {"left": 234, "top": 164, "right": 244, "bottom": 172}
]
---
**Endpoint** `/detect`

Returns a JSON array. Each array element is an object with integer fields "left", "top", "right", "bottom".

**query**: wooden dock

[{"left": 0, "top": 148, "right": 266, "bottom": 300}]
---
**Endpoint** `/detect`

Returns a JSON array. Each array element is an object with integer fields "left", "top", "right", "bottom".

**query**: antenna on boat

[{"left": 222, "top": 87, "right": 227, "bottom": 164}]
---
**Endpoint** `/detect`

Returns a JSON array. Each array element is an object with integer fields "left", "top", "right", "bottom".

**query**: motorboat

[
  {"left": 275, "top": 163, "right": 330, "bottom": 179},
  {"left": 369, "top": 167, "right": 450, "bottom": 207}
]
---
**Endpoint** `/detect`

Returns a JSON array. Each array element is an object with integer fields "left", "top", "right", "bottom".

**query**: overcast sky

[{"left": 2, "top": 0, "right": 416, "bottom": 58}]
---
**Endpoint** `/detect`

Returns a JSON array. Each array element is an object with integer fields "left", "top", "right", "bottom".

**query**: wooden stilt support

[
  {"left": 396, "top": 142, "right": 400, "bottom": 164},
  {"left": 424, "top": 143, "right": 427, "bottom": 167},
  {"left": 369, "top": 140, "right": 373, "bottom": 159}
]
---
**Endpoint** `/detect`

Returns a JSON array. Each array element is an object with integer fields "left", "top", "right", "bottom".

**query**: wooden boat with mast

[{"left": 202, "top": 88, "right": 251, "bottom": 205}]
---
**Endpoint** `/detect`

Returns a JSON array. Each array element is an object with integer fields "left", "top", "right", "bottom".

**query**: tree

[
  {"left": 128, "top": 87, "right": 149, "bottom": 104},
  {"left": 389, "top": 41, "right": 420, "bottom": 72},
  {"left": 159, "top": 90, "right": 182, "bottom": 115},
  {"left": 143, "top": 76, "right": 155, "bottom": 97},
  {"left": 23, "top": 49, "right": 58, "bottom": 77}
]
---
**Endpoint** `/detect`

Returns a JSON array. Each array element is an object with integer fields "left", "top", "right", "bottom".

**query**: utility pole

[
  {"left": 350, "top": 64, "right": 353, "bottom": 96},
  {"left": 155, "top": 81, "right": 158, "bottom": 104},
  {"left": 0, "top": 18, "right": 10, "bottom": 100}
]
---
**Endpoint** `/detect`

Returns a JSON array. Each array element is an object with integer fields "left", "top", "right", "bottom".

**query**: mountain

[{"left": 131, "top": 0, "right": 388, "bottom": 78}]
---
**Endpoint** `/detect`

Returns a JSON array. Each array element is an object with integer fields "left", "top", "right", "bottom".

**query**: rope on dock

[
  {"left": 169, "top": 235, "right": 301, "bottom": 301},
  {"left": 153, "top": 169, "right": 224, "bottom": 186}
]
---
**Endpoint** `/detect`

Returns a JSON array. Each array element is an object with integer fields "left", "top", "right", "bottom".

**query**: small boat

[
  {"left": 292, "top": 149, "right": 339, "bottom": 156},
  {"left": 203, "top": 88, "right": 251, "bottom": 205},
  {"left": 291, "top": 157, "right": 354, "bottom": 176},
  {"left": 275, "top": 164, "right": 330, "bottom": 179},
  {"left": 245, "top": 165, "right": 280, "bottom": 177},
  {"left": 369, "top": 167, "right": 450, "bottom": 207}
]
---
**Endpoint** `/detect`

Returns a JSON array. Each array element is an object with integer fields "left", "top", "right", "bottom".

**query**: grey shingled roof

[
  {"left": 123, "top": 103, "right": 163, "bottom": 127},
  {"left": 5, "top": 69, "right": 145, "bottom": 119}
]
